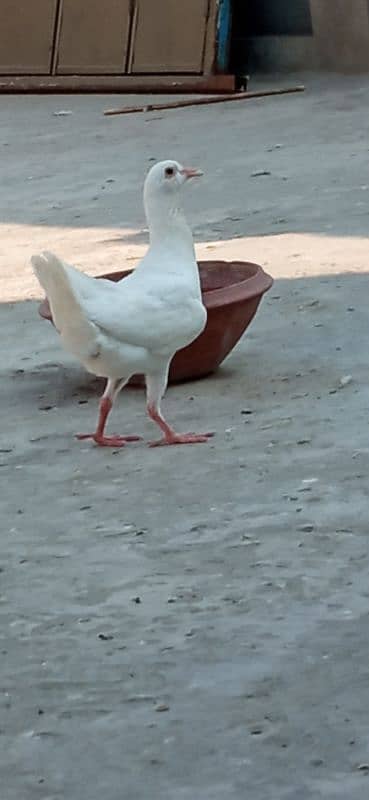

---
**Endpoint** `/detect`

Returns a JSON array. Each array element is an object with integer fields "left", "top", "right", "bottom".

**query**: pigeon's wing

[{"left": 87, "top": 279, "right": 206, "bottom": 354}]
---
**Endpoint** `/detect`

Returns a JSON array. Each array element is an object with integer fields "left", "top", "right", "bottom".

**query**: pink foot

[
  {"left": 76, "top": 433, "right": 141, "bottom": 448},
  {"left": 149, "top": 431, "right": 214, "bottom": 448}
]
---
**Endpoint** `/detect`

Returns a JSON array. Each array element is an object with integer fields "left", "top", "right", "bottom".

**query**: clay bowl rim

[
  {"left": 199, "top": 260, "right": 272, "bottom": 309},
  {"left": 98, "top": 260, "right": 273, "bottom": 311}
]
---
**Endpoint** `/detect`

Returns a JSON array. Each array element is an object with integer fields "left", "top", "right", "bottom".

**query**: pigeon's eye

[{"left": 165, "top": 166, "right": 175, "bottom": 178}]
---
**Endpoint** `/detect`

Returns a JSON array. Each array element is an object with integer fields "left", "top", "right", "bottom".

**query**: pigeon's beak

[{"left": 180, "top": 167, "right": 203, "bottom": 179}]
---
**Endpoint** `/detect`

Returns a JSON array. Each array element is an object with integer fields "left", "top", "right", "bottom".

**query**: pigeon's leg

[
  {"left": 76, "top": 377, "right": 141, "bottom": 447},
  {"left": 146, "top": 368, "right": 214, "bottom": 447}
]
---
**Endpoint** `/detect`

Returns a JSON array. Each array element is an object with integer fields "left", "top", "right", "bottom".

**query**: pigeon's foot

[
  {"left": 76, "top": 433, "right": 141, "bottom": 448},
  {"left": 149, "top": 431, "right": 214, "bottom": 447},
  {"left": 146, "top": 401, "right": 214, "bottom": 447}
]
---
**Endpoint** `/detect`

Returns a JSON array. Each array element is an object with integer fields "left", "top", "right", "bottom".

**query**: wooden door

[
  {"left": 0, "top": 0, "right": 57, "bottom": 74},
  {"left": 131, "top": 0, "right": 210, "bottom": 73},
  {"left": 56, "top": 0, "right": 131, "bottom": 74}
]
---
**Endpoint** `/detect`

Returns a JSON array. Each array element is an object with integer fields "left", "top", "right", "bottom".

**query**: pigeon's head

[{"left": 144, "top": 160, "right": 203, "bottom": 198}]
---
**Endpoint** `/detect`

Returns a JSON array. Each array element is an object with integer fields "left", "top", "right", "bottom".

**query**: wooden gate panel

[
  {"left": 0, "top": 0, "right": 58, "bottom": 74},
  {"left": 131, "top": 0, "right": 210, "bottom": 73},
  {"left": 56, "top": 0, "right": 131, "bottom": 74}
]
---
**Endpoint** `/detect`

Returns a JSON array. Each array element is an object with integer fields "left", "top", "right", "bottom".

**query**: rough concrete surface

[{"left": 1, "top": 76, "right": 369, "bottom": 799}]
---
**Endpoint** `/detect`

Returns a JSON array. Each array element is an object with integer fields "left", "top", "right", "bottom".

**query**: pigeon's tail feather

[
  {"left": 31, "top": 251, "right": 84, "bottom": 321},
  {"left": 31, "top": 251, "right": 99, "bottom": 356}
]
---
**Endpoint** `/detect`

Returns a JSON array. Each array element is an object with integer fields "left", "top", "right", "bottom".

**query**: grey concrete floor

[{"left": 1, "top": 75, "right": 369, "bottom": 799}]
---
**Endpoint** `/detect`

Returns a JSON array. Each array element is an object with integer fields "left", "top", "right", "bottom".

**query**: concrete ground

[{"left": 1, "top": 75, "right": 369, "bottom": 800}]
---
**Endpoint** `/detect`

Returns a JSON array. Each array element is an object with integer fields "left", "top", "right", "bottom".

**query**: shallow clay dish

[{"left": 38, "top": 260, "right": 273, "bottom": 385}]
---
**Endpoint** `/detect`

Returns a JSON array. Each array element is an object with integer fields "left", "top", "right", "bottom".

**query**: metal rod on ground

[{"left": 104, "top": 85, "right": 305, "bottom": 117}]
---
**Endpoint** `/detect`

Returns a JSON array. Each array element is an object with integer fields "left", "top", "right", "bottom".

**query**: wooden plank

[
  {"left": 131, "top": 0, "right": 209, "bottom": 73},
  {"left": 104, "top": 85, "right": 305, "bottom": 116},
  {"left": 0, "top": 73, "right": 236, "bottom": 94},
  {"left": 0, "top": 0, "right": 58, "bottom": 75},
  {"left": 56, "top": 0, "right": 131, "bottom": 74},
  {"left": 203, "top": 0, "right": 218, "bottom": 75}
]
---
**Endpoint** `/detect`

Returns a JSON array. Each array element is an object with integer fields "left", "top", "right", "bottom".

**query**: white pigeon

[{"left": 31, "top": 159, "right": 214, "bottom": 448}]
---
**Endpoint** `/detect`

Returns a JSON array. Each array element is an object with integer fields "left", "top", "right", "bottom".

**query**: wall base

[{"left": 0, "top": 73, "right": 236, "bottom": 94}]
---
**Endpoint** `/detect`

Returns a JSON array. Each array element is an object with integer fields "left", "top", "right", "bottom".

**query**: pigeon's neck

[{"left": 145, "top": 196, "right": 195, "bottom": 257}]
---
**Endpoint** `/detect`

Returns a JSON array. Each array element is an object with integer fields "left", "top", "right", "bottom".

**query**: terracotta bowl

[{"left": 38, "top": 260, "right": 273, "bottom": 385}]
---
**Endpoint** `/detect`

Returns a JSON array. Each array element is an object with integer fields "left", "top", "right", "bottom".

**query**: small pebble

[{"left": 339, "top": 375, "right": 353, "bottom": 387}]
